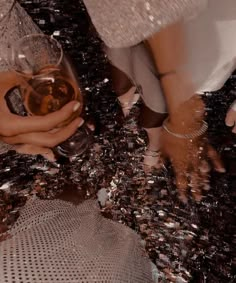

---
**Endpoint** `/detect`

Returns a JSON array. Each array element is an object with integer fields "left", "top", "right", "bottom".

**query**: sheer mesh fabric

[{"left": 0, "top": 199, "right": 155, "bottom": 283}]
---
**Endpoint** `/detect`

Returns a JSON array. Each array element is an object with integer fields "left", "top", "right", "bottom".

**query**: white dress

[
  {"left": 185, "top": 0, "right": 236, "bottom": 93},
  {"left": 96, "top": 0, "right": 236, "bottom": 113}
]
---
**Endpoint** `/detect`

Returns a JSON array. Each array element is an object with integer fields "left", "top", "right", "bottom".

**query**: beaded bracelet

[{"left": 163, "top": 119, "right": 208, "bottom": 139}]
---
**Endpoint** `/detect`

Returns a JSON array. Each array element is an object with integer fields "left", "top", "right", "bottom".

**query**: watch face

[{"left": 0, "top": 0, "right": 15, "bottom": 22}]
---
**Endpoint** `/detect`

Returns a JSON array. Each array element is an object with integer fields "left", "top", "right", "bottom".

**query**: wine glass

[{"left": 8, "top": 33, "right": 91, "bottom": 158}]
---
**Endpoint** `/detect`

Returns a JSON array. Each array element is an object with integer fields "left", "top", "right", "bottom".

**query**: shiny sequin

[
  {"left": 0, "top": 1, "right": 235, "bottom": 282},
  {"left": 83, "top": 0, "right": 207, "bottom": 48}
]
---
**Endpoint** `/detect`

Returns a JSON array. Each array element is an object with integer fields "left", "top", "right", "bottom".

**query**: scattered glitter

[
  {"left": 0, "top": 1, "right": 235, "bottom": 282},
  {"left": 0, "top": 182, "right": 11, "bottom": 191}
]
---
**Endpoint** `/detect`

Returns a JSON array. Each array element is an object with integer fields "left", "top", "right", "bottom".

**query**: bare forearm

[{"left": 146, "top": 21, "right": 204, "bottom": 126}]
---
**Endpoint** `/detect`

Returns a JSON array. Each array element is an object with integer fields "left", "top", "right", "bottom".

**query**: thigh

[
  {"left": 132, "top": 43, "right": 167, "bottom": 114},
  {"left": 106, "top": 46, "right": 135, "bottom": 95}
]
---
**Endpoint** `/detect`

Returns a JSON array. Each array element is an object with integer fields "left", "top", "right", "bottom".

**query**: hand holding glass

[{"left": 9, "top": 34, "right": 91, "bottom": 157}]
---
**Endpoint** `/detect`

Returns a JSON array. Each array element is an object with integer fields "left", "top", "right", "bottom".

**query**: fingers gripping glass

[{"left": 7, "top": 34, "right": 91, "bottom": 158}]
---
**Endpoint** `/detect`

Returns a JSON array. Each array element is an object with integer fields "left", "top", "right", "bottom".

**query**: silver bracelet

[{"left": 163, "top": 119, "right": 208, "bottom": 139}]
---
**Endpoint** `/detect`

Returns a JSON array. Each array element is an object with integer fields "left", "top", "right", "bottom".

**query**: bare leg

[
  {"left": 143, "top": 127, "right": 162, "bottom": 167},
  {"left": 110, "top": 64, "right": 139, "bottom": 117},
  {"left": 144, "top": 127, "right": 162, "bottom": 150},
  {"left": 139, "top": 103, "right": 167, "bottom": 168},
  {"left": 111, "top": 64, "right": 167, "bottom": 168},
  {"left": 118, "top": 86, "right": 138, "bottom": 117}
]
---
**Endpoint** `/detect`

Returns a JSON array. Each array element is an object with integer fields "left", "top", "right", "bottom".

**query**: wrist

[
  {"left": 163, "top": 118, "right": 208, "bottom": 139},
  {"left": 169, "top": 96, "right": 205, "bottom": 130},
  {"left": 168, "top": 115, "right": 204, "bottom": 133}
]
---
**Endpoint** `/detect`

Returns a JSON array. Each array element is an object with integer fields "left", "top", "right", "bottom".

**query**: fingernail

[
  {"left": 225, "top": 121, "right": 234, "bottom": 127},
  {"left": 78, "top": 119, "right": 84, "bottom": 127},
  {"left": 216, "top": 168, "right": 226, "bottom": 173},
  {"left": 73, "top": 102, "right": 80, "bottom": 112}
]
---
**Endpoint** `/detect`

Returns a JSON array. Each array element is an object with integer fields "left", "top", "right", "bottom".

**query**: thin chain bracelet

[{"left": 163, "top": 119, "right": 208, "bottom": 139}]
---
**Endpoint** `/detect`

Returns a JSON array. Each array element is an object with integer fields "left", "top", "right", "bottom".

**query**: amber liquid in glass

[
  {"left": 23, "top": 68, "right": 83, "bottom": 117},
  {"left": 21, "top": 66, "right": 89, "bottom": 157}
]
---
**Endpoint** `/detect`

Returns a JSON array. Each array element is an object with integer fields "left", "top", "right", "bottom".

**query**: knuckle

[
  {"left": 45, "top": 133, "right": 64, "bottom": 148},
  {"left": 42, "top": 123, "right": 52, "bottom": 132},
  {"left": 44, "top": 126, "right": 73, "bottom": 148}
]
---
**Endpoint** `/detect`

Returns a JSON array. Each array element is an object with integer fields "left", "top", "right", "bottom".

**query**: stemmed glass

[{"left": 8, "top": 33, "right": 91, "bottom": 158}]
